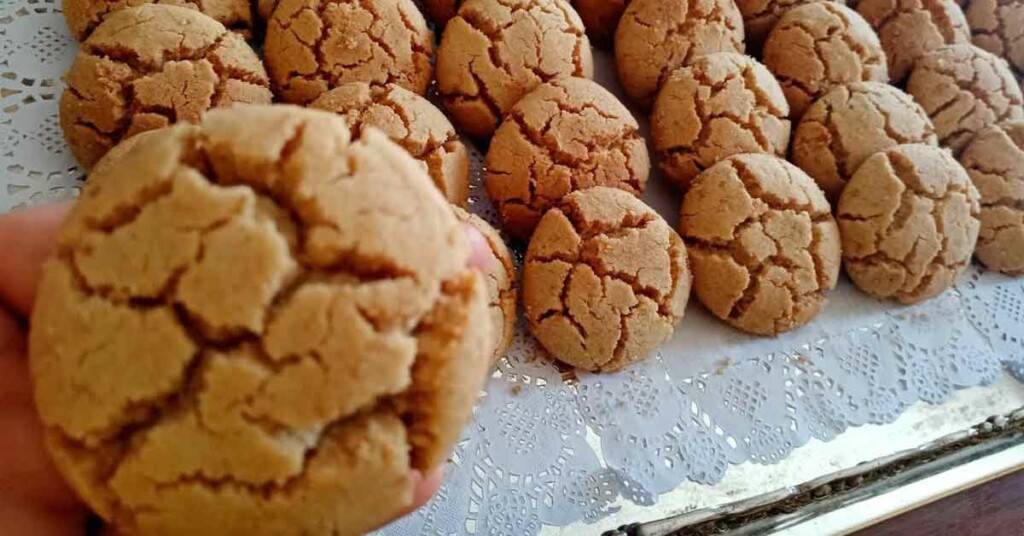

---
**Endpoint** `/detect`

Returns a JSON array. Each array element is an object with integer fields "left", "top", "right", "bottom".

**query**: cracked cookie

[
  {"left": 651, "top": 52, "right": 790, "bottom": 190},
  {"left": 680, "top": 154, "right": 841, "bottom": 336},
  {"left": 453, "top": 206, "right": 518, "bottom": 361},
  {"left": 436, "top": 0, "right": 593, "bottom": 138},
  {"left": 30, "top": 105, "right": 492, "bottom": 535},
  {"left": 906, "top": 44, "right": 1024, "bottom": 153},
  {"left": 64, "top": 0, "right": 253, "bottom": 41},
  {"left": 966, "top": 0, "right": 1024, "bottom": 77},
  {"left": 485, "top": 77, "right": 648, "bottom": 240},
  {"left": 58, "top": 4, "right": 271, "bottom": 169},
  {"left": 738, "top": 0, "right": 843, "bottom": 50},
  {"left": 263, "top": 0, "right": 434, "bottom": 105},
  {"left": 857, "top": 0, "right": 970, "bottom": 82},
  {"left": 762, "top": 2, "right": 888, "bottom": 119},
  {"left": 311, "top": 82, "right": 470, "bottom": 207},
  {"left": 959, "top": 120, "right": 1024, "bottom": 274},
  {"left": 838, "top": 144, "right": 981, "bottom": 303},
  {"left": 522, "top": 187, "right": 691, "bottom": 371},
  {"left": 572, "top": 0, "right": 630, "bottom": 45},
  {"left": 792, "top": 81, "right": 938, "bottom": 202},
  {"left": 615, "top": 0, "right": 744, "bottom": 108}
]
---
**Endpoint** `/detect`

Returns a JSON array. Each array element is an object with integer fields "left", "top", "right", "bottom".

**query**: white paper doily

[{"left": 2, "top": 3, "right": 1022, "bottom": 534}]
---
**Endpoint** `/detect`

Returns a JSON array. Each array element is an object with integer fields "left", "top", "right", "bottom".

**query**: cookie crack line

[{"left": 729, "top": 159, "right": 832, "bottom": 218}]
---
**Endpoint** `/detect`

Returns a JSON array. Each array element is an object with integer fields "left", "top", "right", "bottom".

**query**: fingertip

[
  {"left": 462, "top": 224, "right": 496, "bottom": 273},
  {"left": 411, "top": 465, "right": 445, "bottom": 508},
  {"left": 0, "top": 202, "right": 71, "bottom": 317}
]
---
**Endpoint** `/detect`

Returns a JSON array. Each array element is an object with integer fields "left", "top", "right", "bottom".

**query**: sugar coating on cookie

[
  {"left": 523, "top": 187, "right": 691, "bottom": 372},
  {"left": 857, "top": 0, "right": 970, "bottom": 82},
  {"left": 681, "top": 154, "right": 841, "bottom": 336},
  {"left": 572, "top": 0, "right": 630, "bottom": 44},
  {"left": 311, "top": 82, "right": 470, "bottom": 207},
  {"left": 31, "top": 105, "right": 491, "bottom": 535},
  {"left": 436, "top": 0, "right": 593, "bottom": 138},
  {"left": 959, "top": 121, "right": 1024, "bottom": 274},
  {"left": 837, "top": 144, "right": 980, "bottom": 304},
  {"left": 64, "top": 0, "right": 253, "bottom": 41},
  {"left": 485, "top": 77, "right": 648, "bottom": 239},
  {"left": 762, "top": 2, "right": 888, "bottom": 118},
  {"left": 907, "top": 44, "right": 1024, "bottom": 153},
  {"left": 58, "top": 4, "right": 271, "bottom": 169},
  {"left": 966, "top": 0, "right": 1024, "bottom": 76},
  {"left": 737, "top": 0, "right": 842, "bottom": 49},
  {"left": 651, "top": 52, "right": 790, "bottom": 190},
  {"left": 615, "top": 0, "right": 744, "bottom": 108},
  {"left": 264, "top": 0, "right": 434, "bottom": 105},
  {"left": 792, "top": 82, "right": 938, "bottom": 202}
]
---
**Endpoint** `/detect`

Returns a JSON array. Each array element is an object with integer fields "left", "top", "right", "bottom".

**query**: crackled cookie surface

[
  {"left": 838, "top": 144, "right": 980, "bottom": 304},
  {"left": 737, "top": 0, "right": 841, "bottom": 49},
  {"left": 572, "top": 0, "right": 630, "bottom": 44},
  {"left": 907, "top": 44, "right": 1024, "bottom": 153},
  {"left": 762, "top": 2, "right": 888, "bottom": 118},
  {"left": 31, "top": 105, "right": 491, "bottom": 536},
  {"left": 792, "top": 82, "right": 938, "bottom": 202},
  {"left": 651, "top": 52, "right": 790, "bottom": 190},
  {"left": 264, "top": 0, "right": 434, "bottom": 105},
  {"left": 522, "top": 187, "right": 691, "bottom": 371},
  {"left": 311, "top": 83, "right": 470, "bottom": 207},
  {"left": 681, "top": 154, "right": 841, "bottom": 336},
  {"left": 436, "top": 0, "right": 592, "bottom": 138},
  {"left": 857, "top": 0, "right": 970, "bottom": 82},
  {"left": 58, "top": 4, "right": 271, "bottom": 169},
  {"left": 959, "top": 120, "right": 1024, "bottom": 274},
  {"left": 615, "top": 0, "right": 744, "bottom": 108},
  {"left": 485, "top": 77, "right": 648, "bottom": 239},
  {"left": 64, "top": 0, "right": 253, "bottom": 41},
  {"left": 967, "top": 0, "right": 1024, "bottom": 76}
]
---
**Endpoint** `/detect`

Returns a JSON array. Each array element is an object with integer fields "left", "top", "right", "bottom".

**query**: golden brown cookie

[
  {"left": 522, "top": 187, "right": 691, "bottom": 371},
  {"left": 572, "top": 0, "right": 630, "bottom": 44},
  {"left": 762, "top": 2, "right": 888, "bottom": 118},
  {"left": 485, "top": 77, "right": 648, "bottom": 240},
  {"left": 906, "top": 44, "right": 1024, "bottom": 153},
  {"left": 857, "top": 0, "right": 970, "bottom": 82},
  {"left": 680, "top": 154, "right": 841, "bottom": 336},
  {"left": 959, "top": 120, "right": 1024, "bottom": 274},
  {"left": 838, "top": 144, "right": 980, "bottom": 303},
  {"left": 264, "top": 0, "right": 434, "bottom": 105},
  {"left": 651, "top": 52, "right": 790, "bottom": 190},
  {"left": 792, "top": 82, "right": 938, "bottom": 202},
  {"left": 58, "top": 4, "right": 271, "bottom": 169},
  {"left": 422, "top": 0, "right": 461, "bottom": 25},
  {"left": 966, "top": 0, "right": 1024, "bottom": 76},
  {"left": 30, "top": 105, "right": 491, "bottom": 535},
  {"left": 453, "top": 207, "right": 518, "bottom": 361},
  {"left": 64, "top": 0, "right": 254, "bottom": 41},
  {"left": 310, "top": 83, "right": 470, "bottom": 207},
  {"left": 615, "top": 0, "right": 744, "bottom": 108},
  {"left": 436, "top": 0, "right": 593, "bottom": 138},
  {"left": 737, "top": 0, "right": 844, "bottom": 50}
]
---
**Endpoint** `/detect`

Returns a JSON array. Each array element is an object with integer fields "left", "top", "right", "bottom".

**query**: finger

[
  {"left": 0, "top": 501, "right": 86, "bottom": 536},
  {"left": 0, "top": 203, "right": 70, "bottom": 317},
  {"left": 0, "top": 307, "right": 29, "bottom": 403},
  {"left": 462, "top": 224, "right": 497, "bottom": 273},
  {"left": 371, "top": 465, "right": 445, "bottom": 532}
]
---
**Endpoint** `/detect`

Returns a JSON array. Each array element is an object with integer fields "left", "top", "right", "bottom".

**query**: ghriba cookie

[
  {"left": 966, "top": 0, "right": 1024, "bottom": 76},
  {"left": 959, "top": 120, "right": 1024, "bottom": 274},
  {"left": 680, "top": 154, "right": 841, "bottom": 336},
  {"left": 58, "top": 5, "right": 270, "bottom": 169},
  {"left": 907, "top": 44, "right": 1024, "bottom": 153},
  {"left": 737, "top": 0, "right": 840, "bottom": 49},
  {"left": 651, "top": 52, "right": 790, "bottom": 190},
  {"left": 522, "top": 187, "right": 691, "bottom": 372},
  {"left": 572, "top": 0, "right": 630, "bottom": 44},
  {"left": 762, "top": 2, "right": 888, "bottom": 118},
  {"left": 837, "top": 144, "right": 980, "bottom": 303},
  {"left": 485, "top": 77, "right": 648, "bottom": 239},
  {"left": 64, "top": 0, "right": 253, "bottom": 41},
  {"left": 30, "top": 105, "right": 491, "bottom": 535},
  {"left": 436, "top": 0, "right": 593, "bottom": 138},
  {"left": 264, "top": 0, "right": 434, "bottom": 105},
  {"left": 311, "top": 83, "right": 470, "bottom": 207},
  {"left": 615, "top": 0, "right": 744, "bottom": 108},
  {"left": 792, "top": 82, "right": 938, "bottom": 202},
  {"left": 857, "top": 0, "right": 970, "bottom": 82}
]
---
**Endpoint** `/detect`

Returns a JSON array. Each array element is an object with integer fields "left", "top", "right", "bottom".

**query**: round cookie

[
  {"left": 680, "top": 154, "right": 841, "bottom": 336},
  {"left": 64, "top": 0, "right": 253, "bottom": 41},
  {"left": 906, "top": 44, "right": 1024, "bottom": 153},
  {"left": 436, "top": 0, "right": 593, "bottom": 138},
  {"left": 614, "top": 0, "right": 745, "bottom": 108},
  {"left": 959, "top": 120, "right": 1024, "bottom": 274},
  {"left": 58, "top": 4, "right": 271, "bottom": 169},
  {"left": 453, "top": 207, "right": 518, "bottom": 361},
  {"left": 792, "top": 82, "right": 938, "bottom": 202},
  {"left": 651, "top": 52, "right": 790, "bottom": 190},
  {"left": 737, "top": 0, "right": 842, "bottom": 50},
  {"left": 522, "top": 187, "right": 691, "bottom": 372},
  {"left": 966, "top": 0, "right": 1024, "bottom": 76},
  {"left": 857, "top": 0, "right": 970, "bottom": 83},
  {"left": 838, "top": 144, "right": 980, "bottom": 303},
  {"left": 572, "top": 0, "right": 630, "bottom": 45},
  {"left": 311, "top": 83, "right": 470, "bottom": 207},
  {"left": 30, "top": 105, "right": 491, "bottom": 535},
  {"left": 264, "top": 0, "right": 434, "bottom": 105},
  {"left": 485, "top": 77, "right": 648, "bottom": 240},
  {"left": 762, "top": 2, "right": 888, "bottom": 118}
]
